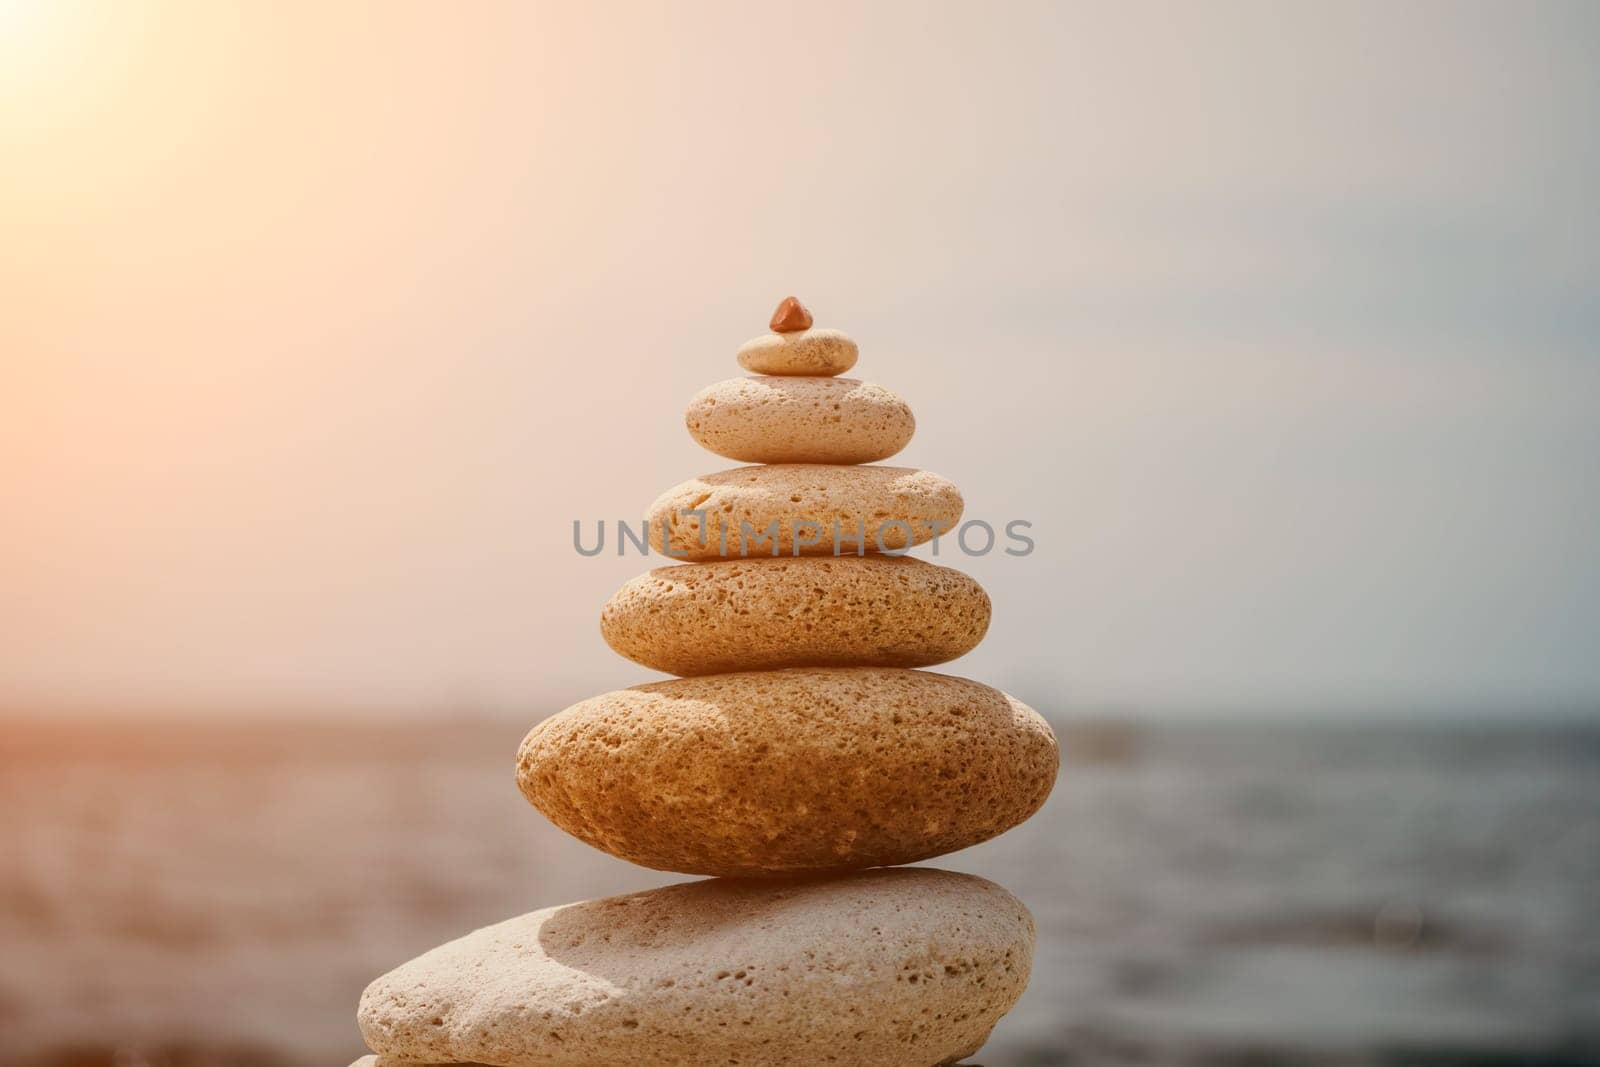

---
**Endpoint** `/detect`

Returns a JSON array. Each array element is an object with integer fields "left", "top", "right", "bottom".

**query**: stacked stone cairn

[{"left": 352, "top": 298, "right": 1061, "bottom": 1067}]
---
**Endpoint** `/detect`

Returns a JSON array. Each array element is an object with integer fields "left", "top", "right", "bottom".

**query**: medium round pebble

[
  {"left": 737, "top": 327, "right": 858, "bottom": 376},
  {"left": 358, "top": 867, "right": 1034, "bottom": 1067},
  {"left": 646, "top": 463, "right": 963, "bottom": 561},
  {"left": 686, "top": 376, "right": 915, "bottom": 464},
  {"left": 516, "top": 667, "right": 1059, "bottom": 877},
  {"left": 602, "top": 556, "right": 991, "bottom": 676}
]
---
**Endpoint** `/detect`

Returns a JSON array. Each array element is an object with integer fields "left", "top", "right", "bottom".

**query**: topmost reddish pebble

[{"left": 769, "top": 296, "right": 814, "bottom": 333}]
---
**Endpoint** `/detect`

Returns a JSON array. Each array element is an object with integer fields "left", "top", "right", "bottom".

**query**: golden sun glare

[{"left": 0, "top": 0, "right": 67, "bottom": 92}]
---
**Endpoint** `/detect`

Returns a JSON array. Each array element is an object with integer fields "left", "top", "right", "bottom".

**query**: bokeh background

[{"left": 2, "top": 2, "right": 1598, "bottom": 1064}]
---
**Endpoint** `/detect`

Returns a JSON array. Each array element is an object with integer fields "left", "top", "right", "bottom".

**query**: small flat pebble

[
  {"left": 646, "top": 464, "right": 963, "bottom": 561},
  {"left": 686, "top": 375, "right": 914, "bottom": 464},
  {"left": 737, "top": 327, "right": 858, "bottom": 376},
  {"left": 601, "top": 556, "right": 990, "bottom": 675}
]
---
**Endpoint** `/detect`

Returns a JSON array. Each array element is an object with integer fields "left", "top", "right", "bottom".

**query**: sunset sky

[{"left": 3, "top": 1, "right": 1597, "bottom": 719}]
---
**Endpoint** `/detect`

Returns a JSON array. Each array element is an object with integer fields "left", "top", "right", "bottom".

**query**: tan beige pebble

[
  {"left": 516, "top": 667, "right": 1058, "bottom": 877},
  {"left": 646, "top": 463, "right": 962, "bottom": 561},
  {"left": 358, "top": 867, "right": 1035, "bottom": 1067},
  {"left": 737, "top": 326, "right": 859, "bottom": 375},
  {"left": 601, "top": 556, "right": 990, "bottom": 676},
  {"left": 686, "top": 376, "right": 914, "bottom": 464}
]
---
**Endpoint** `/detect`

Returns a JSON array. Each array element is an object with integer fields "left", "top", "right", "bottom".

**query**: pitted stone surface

[
  {"left": 357, "top": 868, "right": 1034, "bottom": 1067},
  {"left": 602, "top": 556, "right": 990, "bottom": 676},
  {"left": 646, "top": 464, "right": 963, "bottom": 561},
  {"left": 737, "top": 327, "right": 858, "bottom": 376},
  {"left": 517, "top": 668, "right": 1058, "bottom": 877},
  {"left": 686, "top": 376, "right": 914, "bottom": 464}
]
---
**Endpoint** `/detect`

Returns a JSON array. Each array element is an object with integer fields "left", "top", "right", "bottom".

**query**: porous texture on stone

[
  {"left": 737, "top": 327, "right": 858, "bottom": 376},
  {"left": 601, "top": 556, "right": 991, "bottom": 676},
  {"left": 516, "top": 668, "right": 1058, "bottom": 877},
  {"left": 646, "top": 464, "right": 963, "bottom": 561},
  {"left": 357, "top": 867, "right": 1034, "bottom": 1067},
  {"left": 686, "top": 376, "right": 915, "bottom": 464}
]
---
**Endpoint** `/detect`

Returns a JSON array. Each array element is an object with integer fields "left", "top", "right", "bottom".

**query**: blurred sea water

[{"left": 1, "top": 716, "right": 1597, "bottom": 1067}]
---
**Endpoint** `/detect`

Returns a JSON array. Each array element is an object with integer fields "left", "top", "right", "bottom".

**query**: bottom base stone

[
  {"left": 354, "top": 1061, "right": 986, "bottom": 1067},
  {"left": 357, "top": 867, "right": 1033, "bottom": 1067}
]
